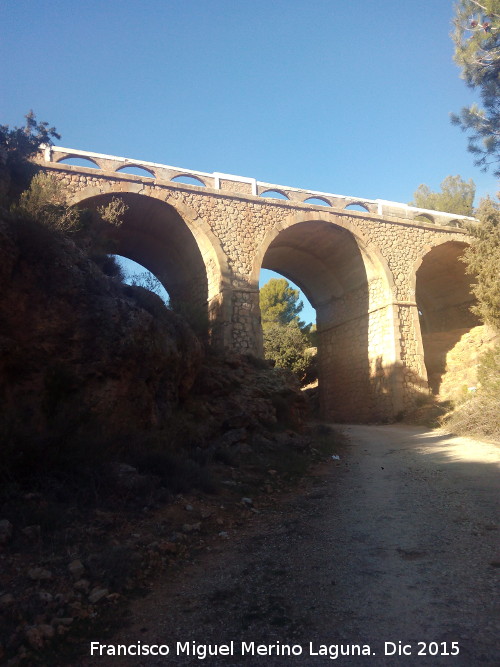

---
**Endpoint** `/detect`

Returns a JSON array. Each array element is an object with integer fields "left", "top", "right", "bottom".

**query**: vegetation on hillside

[
  {"left": 444, "top": 198, "right": 500, "bottom": 439},
  {"left": 420, "top": 5, "right": 500, "bottom": 440},
  {"left": 462, "top": 197, "right": 500, "bottom": 328},
  {"left": 262, "top": 321, "right": 315, "bottom": 380},
  {"left": 0, "top": 114, "right": 347, "bottom": 663},
  {"left": 445, "top": 340, "right": 500, "bottom": 440},
  {"left": 128, "top": 269, "right": 169, "bottom": 304},
  {"left": 0, "top": 111, "right": 60, "bottom": 206},
  {"left": 410, "top": 175, "right": 476, "bottom": 215},
  {"left": 0, "top": 115, "right": 318, "bottom": 485}
]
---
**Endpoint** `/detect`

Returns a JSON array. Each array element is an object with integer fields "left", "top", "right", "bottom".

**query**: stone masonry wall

[
  {"left": 317, "top": 276, "right": 398, "bottom": 421},
  {"left": 42, "top": 161, "right": 472, "bottom": 421}
]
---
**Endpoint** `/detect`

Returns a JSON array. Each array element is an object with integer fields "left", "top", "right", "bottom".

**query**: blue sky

[{"left": 2, "top": 0, "right": 498, "bottom": 325}]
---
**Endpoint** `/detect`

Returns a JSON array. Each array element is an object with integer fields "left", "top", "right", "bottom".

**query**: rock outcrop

[
  {"left": 0, "top": 216, "right": 202, "bottom": 470},
  {"left": 0, "top": 215, "right": 308, "bottom": 478},
  {"left": 439, "top": 324, "right": 499, "bottom": 402},
  {"left": 0, "top": 213, "right": 318, "bottom": 665}
]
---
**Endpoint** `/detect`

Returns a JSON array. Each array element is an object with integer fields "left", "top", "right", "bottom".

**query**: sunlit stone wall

[{"left": 41, "top": 152, "right": 475, "bottom": 422}]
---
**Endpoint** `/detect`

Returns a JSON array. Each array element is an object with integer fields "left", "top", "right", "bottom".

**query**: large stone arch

[
  {"left": 252, "top": 211, "right": 400, "bottom": 422},
  {"left": 413, "top": 239, "right": 479, "bottom": 394},
  {"left": 70, "top": 187, "right": 231, "bottom": 346}
]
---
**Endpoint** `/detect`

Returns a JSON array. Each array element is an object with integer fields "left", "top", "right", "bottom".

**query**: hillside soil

[
  {"left": 78, "top": 424, "right": 499, "bottom": 667},
  {"left": 1, "top": 213, "right": 328, "bottom": 665}
]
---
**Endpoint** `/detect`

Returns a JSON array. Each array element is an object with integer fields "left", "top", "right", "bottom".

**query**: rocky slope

[
  {"left": 439, "top": 324, "right": 499, "bottom": 403},
  {"left": 0, "top": 214, "right": 323, "bottom": 665},
  {"left": 0, "top": 215, "right": 203, "bottom": 475}
]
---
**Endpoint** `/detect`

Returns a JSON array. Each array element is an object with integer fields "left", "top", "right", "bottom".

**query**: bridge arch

[
  {"left": 413, "top": 239, "right": 479, "bottom": 394},
  {"left": 70, "top": 187, "right": 230, "bottom": 345},
  {"left": 252, "top": 212, "right": 400, "bottom": 422}
]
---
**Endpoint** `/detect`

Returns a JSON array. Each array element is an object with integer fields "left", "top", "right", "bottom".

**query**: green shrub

[{"left": 263, "top": 322, "right": 314, "bottom": 381}]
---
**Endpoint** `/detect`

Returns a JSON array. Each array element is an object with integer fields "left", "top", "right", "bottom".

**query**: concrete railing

[{"left": 39, "top": 146, "right": 476, "bottom": 228}]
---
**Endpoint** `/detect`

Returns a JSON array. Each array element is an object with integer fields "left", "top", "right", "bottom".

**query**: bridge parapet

[
  {"left": 39, "top": 146, "right": 476, "bottom": 228},
  {"left": 40, "top": 145, "right": 218, "bottom": 188}
]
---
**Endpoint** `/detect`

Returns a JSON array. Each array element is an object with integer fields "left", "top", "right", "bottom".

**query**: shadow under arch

[
  {"left": 414, "top": 239, "right": 479, "bottom": 394},
  {"left": 252, "top": 212, "right": 398, "bottom": 422},
  {"left": 72, "top": 190, "right": 229, "bottom": 344}
]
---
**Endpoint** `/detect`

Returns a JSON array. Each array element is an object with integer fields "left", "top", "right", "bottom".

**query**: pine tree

[
  {"left": 451, "top": 0, "right": 500, "bottom": 176},
  {"left": 259, "top": 278, "right": 304, "bottom": 328},
  {"left": 259, "top": 278, "right": 314, "bottom": 379}
]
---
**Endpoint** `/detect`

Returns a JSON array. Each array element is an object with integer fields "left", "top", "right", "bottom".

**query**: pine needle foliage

[
  {"left": 259, "top": 277, "right": 304, "bottom": 327},
  {"left": 451, "top": 0, "right": 500, "bottom": 176}
]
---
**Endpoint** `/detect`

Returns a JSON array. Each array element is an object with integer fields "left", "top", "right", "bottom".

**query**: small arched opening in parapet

[
  {"left": 260, "top": 190, "right": 289, "bottom": 200},
  {"left": 116, "top": 164, "right": 156, "bottom": 178},
  {"left": 253, "top": 216, "right": 394, "bottom": 423},
  {"left": 304, "top": 197, "right": 332, "bottom": 207},
  {"left": 56, "top": 156, "right": 100, "bottom": 169},
  {"left": 73, "top": 192, "right": 217, "bottom": 340},
  {"left": 414, "top": 213, "right": 435, "bottom": 224},
  {"left": 344, "top": 202, "right": 369, "bottom": 212},
  {"left": 171, "top": 174, "right": 206, "bottom": 187},
  {"left": 415, "top": 240, "right": 479, "bottom": 394}
]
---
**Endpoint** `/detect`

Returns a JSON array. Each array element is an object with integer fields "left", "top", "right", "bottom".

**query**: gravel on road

[{"left": 81, "top": 425, "right": 500, "bottom": 667}]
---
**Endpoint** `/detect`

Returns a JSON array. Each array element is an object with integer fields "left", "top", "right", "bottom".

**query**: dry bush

[
  {"left": 445, "top": 392, "right": 500, "bottom": 440},
  {"left": 14, "top": 173, "right": 85, "bottom": 233},
  {"left": 444, "top": 343, "right": 500, "bottom": 440}
]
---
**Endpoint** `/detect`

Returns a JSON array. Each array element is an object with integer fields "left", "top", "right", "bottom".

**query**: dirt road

[{"left": 84, "top": 425, "right": 500, "bottom": 667}]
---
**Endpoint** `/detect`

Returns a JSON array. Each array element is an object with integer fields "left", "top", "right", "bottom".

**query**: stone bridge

[{"left": 37, "top": 146, "right": 479, "bottom": 422}]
